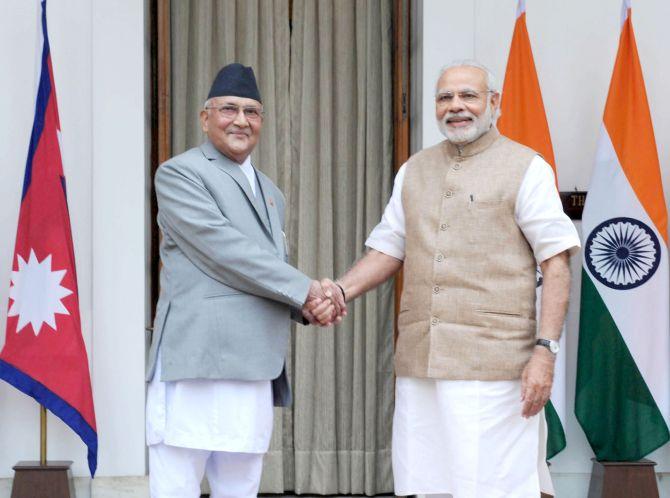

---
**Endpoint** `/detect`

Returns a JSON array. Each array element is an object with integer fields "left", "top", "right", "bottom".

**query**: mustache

[
  {"left": 227, "top": 127, "right": 251, "bottom": 136},
  {"left": 444, "top": 112, "right": 476, "bottom": 124}
]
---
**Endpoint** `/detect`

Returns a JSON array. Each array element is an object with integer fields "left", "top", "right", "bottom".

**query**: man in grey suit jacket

[{"left": 146, "top": 63, "right": 345, "bottom": 498}]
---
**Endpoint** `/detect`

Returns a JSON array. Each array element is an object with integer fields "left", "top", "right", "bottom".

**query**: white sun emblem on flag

[{"left": 7, "top": 250, "right": 73, "bottom": 336}]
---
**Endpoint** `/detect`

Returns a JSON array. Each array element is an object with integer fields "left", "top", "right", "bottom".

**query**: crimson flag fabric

[{"left": 0, "top": 0, "right": 97, "bottom": 476}]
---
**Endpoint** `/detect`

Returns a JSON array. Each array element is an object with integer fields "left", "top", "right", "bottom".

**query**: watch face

[{"left": 549, "top": 341, "right": 560, "bottom": 354}]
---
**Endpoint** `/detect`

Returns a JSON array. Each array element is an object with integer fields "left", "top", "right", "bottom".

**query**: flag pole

[
  {"left": 13, "top": 405, "right": 74, "bottom": 498},
  {"left": 40, "top": 405, "right": 47, "bottom": 465}
]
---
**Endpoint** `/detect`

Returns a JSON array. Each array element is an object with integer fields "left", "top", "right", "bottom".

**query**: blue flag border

[
  {"left": 23, "top": 0, "right": 52, "bottom": 200},
  {"left": 0, "top": 359, "right": 97, "bottom": 476}
]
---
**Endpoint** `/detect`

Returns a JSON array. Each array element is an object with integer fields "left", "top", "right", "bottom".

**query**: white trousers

[{"left": 149, "top": 443, "right": 264, "bottom": 498}]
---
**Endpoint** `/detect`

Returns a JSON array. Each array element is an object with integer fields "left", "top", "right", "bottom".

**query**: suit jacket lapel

[
  {"left": 256, "top": 171, "right": 285, "bottom": 255},
  {"left": 200, "top": 141, "right": 273, "bottom": 236}
]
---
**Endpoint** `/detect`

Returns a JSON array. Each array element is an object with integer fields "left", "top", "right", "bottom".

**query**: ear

[
  {"left": 199, "top": 109, "right": 209, "bottom": 133},
  {"left": 490, "top": 91, "right": 501, "bottom": 111}
]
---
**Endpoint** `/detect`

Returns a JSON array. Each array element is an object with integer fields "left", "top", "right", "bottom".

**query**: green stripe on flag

[
  {"left": 576, "top": 270, "right": 669, "bottom": 461},
  {"left": 545, "top": 400, "right": 566, "bottom": 459}
]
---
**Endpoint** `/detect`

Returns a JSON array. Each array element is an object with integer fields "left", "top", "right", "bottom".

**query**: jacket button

[
  {"left": 440, "top": 223, "right": 448, "bottom": 231},
  {"left": 433, "top": 286, "right": 440, "bottom": 294},
  {"left": 453, "top": 163, "right": 461, "bottom": 170},
  {"left": 445, "top": 190, "right": 453, "bottom": 198},
  {"left": 436, "top": 254, "right": 444, "bottom": 262},
  {"left": 431, "top": 317, "right": 439, "bottom": 326}
]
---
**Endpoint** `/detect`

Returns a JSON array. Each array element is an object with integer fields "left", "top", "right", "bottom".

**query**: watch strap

[{"left": 536, "top": 338, "right": 558, "bottom": 354}]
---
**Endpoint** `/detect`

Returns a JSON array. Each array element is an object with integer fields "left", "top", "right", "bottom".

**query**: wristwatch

[{"left": 536, "top": 338, "right": 560, "bottom": 354}]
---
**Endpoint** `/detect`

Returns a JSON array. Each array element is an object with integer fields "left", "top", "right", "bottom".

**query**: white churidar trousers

[{"left": 149, "top": 443, "right": 264, "bottom": 498}]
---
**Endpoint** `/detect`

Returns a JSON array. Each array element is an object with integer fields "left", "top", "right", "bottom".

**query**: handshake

[{"left": 302, "top": 278, "right": 347, "bottom": 326}]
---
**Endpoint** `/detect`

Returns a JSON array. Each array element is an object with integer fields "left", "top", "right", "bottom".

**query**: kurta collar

[{"left": 443, "top": 126, "right": 500, "bottom": 159}]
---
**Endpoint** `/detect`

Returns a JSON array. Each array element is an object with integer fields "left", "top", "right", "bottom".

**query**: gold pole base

[{"left": 11, "top": 461, "right": 75, "bottom": 498}]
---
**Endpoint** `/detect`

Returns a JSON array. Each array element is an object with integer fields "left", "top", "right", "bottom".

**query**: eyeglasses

[
  {"left": 205, "top": 104, "right": 264, "bottom": 121},
  {"left": 435, "top": 90, "right": 494, "bottom": 105}
]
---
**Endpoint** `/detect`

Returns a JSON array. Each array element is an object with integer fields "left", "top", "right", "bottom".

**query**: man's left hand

[{"left": 520, "top": 347, "right": 555, "bottom": 418}]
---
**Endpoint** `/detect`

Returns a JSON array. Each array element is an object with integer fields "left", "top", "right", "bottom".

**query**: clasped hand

[{"left": 302, "top": 278, "right": 347, "bottom": 326}]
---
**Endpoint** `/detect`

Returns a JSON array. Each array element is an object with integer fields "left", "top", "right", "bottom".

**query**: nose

[
  {"left": 447, "top": 97, "right": 465, "bottom": 114},
  {"left": 233, "top": 108, "right": 249, "bottom": 127}
]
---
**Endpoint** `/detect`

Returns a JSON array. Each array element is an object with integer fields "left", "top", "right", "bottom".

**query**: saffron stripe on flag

[{"left": 602, "top": 10, "right": 667, "bottom": 243}]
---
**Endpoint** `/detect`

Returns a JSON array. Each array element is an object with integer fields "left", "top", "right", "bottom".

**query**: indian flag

[
  {"left": 575, "top": 0, "right": 670, "bottom": 461},
  {"left": 497, "top": 0, "right": 567, "bottom": 460}
]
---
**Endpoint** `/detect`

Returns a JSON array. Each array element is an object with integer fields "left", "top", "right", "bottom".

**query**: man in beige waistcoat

[{"left": 316, "top": 60, "right": 580, "bottom": 497}]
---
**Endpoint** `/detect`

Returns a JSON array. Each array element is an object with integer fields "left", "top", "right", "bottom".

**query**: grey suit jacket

[{"left": 147, "top": 140, "right": 312, "bottom": 406}]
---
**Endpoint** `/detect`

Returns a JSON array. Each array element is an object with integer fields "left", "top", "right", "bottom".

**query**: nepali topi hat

[{"left": 207, "top": 63, "right": 262, "bottom": 103}]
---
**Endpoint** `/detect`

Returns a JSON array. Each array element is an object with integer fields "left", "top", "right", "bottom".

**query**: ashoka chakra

[{"left": 585, "top": 217, "right": 661, "bottom": 290}]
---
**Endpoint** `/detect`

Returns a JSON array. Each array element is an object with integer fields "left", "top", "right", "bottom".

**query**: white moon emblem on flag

[{"left": 7, "top": 250, "right": 73, "bottom": 335}]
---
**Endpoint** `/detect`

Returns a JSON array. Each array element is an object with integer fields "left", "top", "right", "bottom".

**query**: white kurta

[
  {"left": 393, "top": 378, "right": 545, "bottom": 497},
  {"left": 146, "top": 354, "right": 273, "bottom": 452},
  {"left": 146, "top": 157, "right": 275, "bottom": 454},
  {"left": 366, "top": 154, "right": 581, "bottom": 497}
]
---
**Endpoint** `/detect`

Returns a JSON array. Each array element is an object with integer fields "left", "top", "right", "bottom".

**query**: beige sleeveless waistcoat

[{"left": 396, "top": 128, "right": 538, "bottom": 380}]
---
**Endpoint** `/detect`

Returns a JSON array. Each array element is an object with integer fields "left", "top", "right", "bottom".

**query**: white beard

[{"left": 437, "top": 101, "right": 494, "bottom": 144}]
